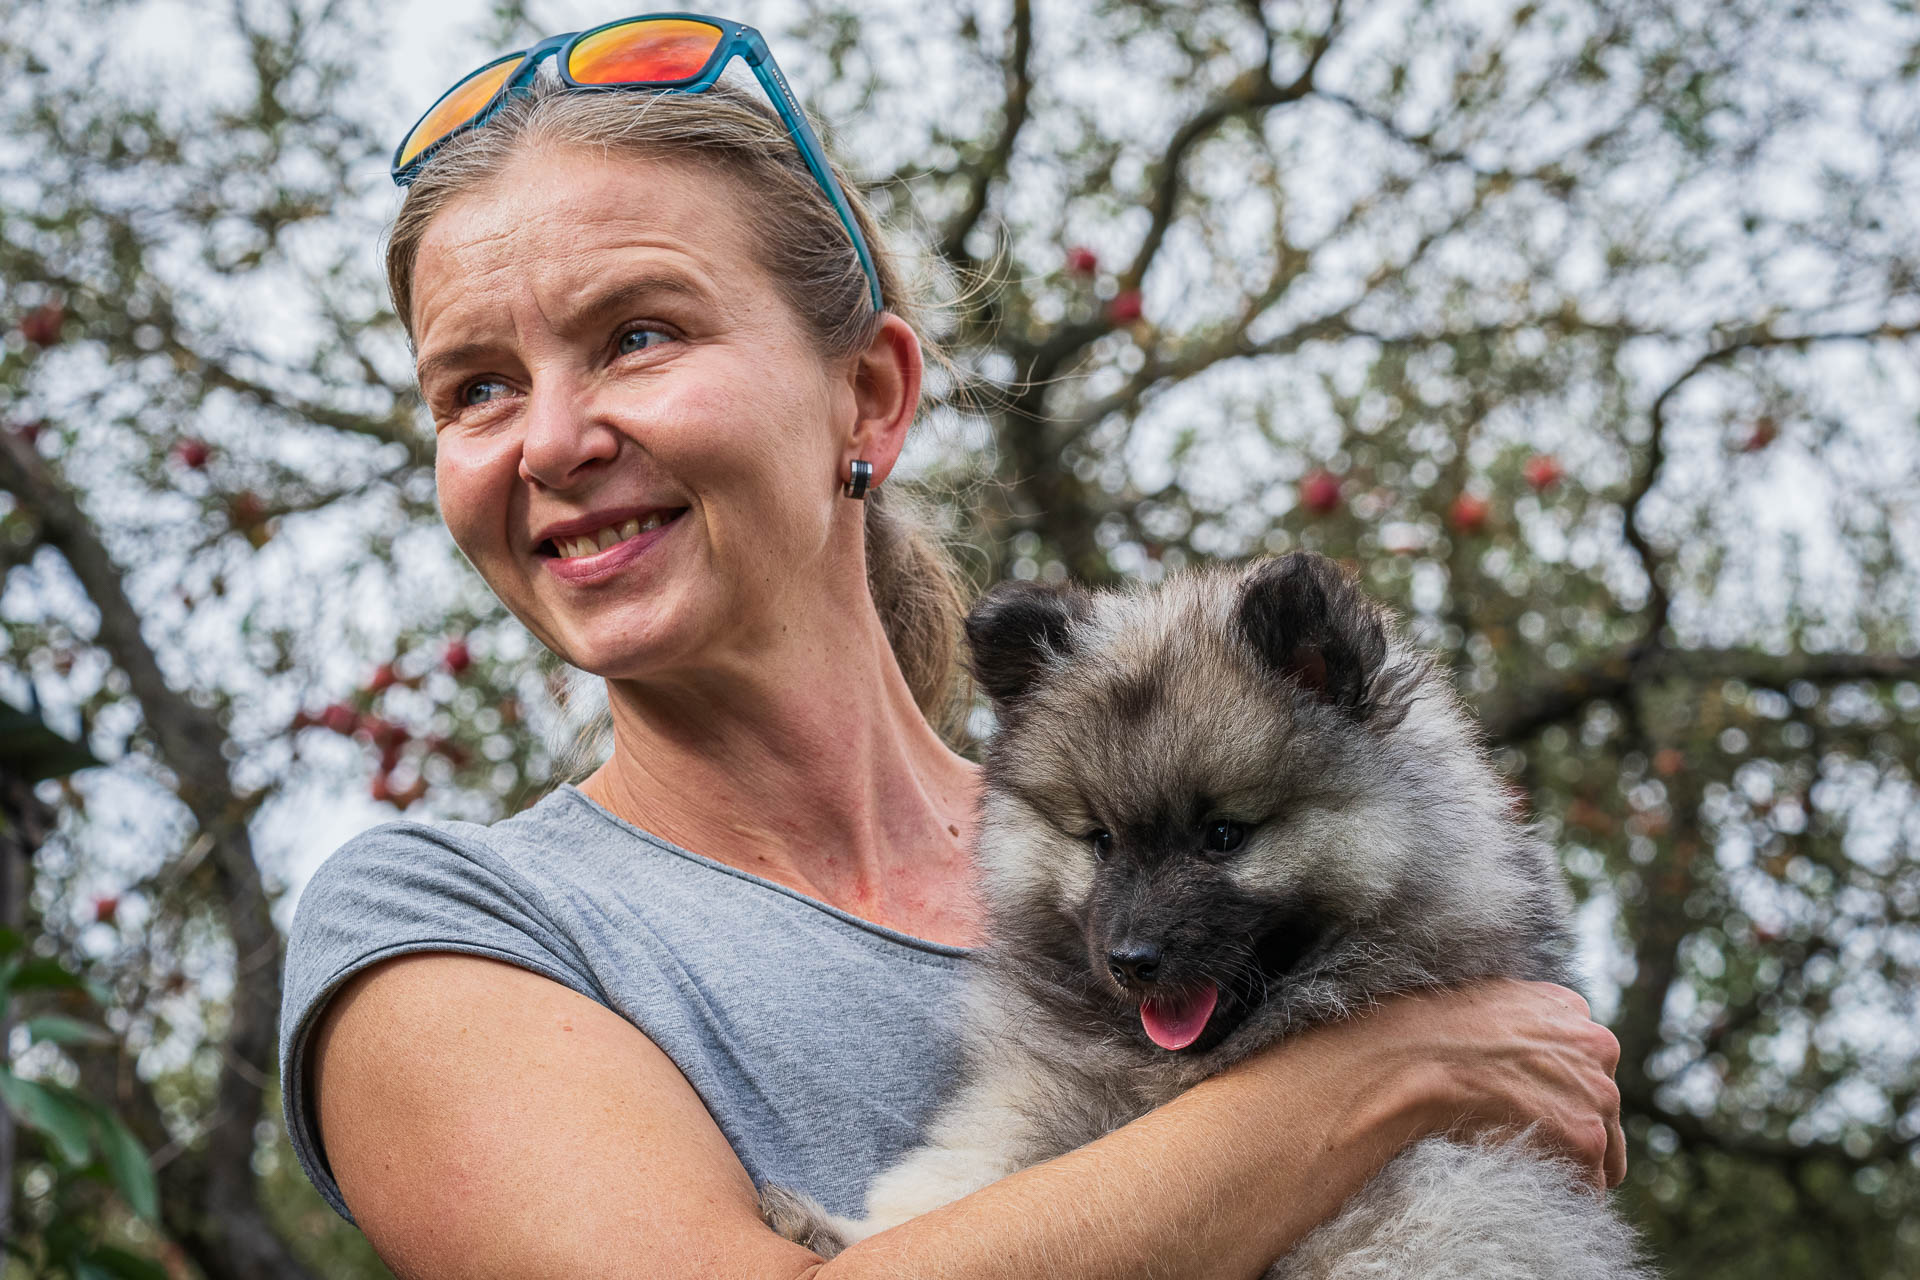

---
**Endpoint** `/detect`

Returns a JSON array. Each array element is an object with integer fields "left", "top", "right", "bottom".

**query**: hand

[{"left": 1300, "top": 978, "right": 1627, "bottom": 1192}]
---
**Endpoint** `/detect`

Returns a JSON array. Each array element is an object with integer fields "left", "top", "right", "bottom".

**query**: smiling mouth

[{"left": 537, "top": 508, "right": 687, "bottom": 560}]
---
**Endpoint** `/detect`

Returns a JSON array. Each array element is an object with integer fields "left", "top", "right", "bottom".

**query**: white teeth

[{"left": 549, "top": 512, "right": 674, "bottom": 560}]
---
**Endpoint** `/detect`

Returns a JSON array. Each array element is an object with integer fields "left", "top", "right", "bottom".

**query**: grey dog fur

[{"left": 760, "top": 551, "right": 1652, "bottom": 1278}]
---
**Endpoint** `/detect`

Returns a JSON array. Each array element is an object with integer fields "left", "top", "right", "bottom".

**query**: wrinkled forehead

[{"left": 409, "top": 147, "right": 766, "bottom": 339}]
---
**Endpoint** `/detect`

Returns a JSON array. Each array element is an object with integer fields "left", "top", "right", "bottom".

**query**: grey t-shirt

[{"left": 277, "top": 782, "right": 975, "bottom": 1227}]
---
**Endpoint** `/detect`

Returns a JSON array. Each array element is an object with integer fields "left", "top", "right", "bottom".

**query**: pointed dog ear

[
  {"left": 965, "top": 579, "right": 1093, "bottom": 706},
  {"left": 1237, "top": 552, "right": 1387, "bottom": 718}
]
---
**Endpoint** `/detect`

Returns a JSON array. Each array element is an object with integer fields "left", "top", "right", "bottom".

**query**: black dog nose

[{"left": 1108, "top": 942, "right": 1162, "bottom": 986}]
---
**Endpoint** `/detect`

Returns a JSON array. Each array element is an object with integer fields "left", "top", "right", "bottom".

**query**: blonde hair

[{"left": 387, "top": 81, "right": 972, "bottom": 748}]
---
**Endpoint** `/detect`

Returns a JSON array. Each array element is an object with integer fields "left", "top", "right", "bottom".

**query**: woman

[{"left": 278, "top": 16, "right": 1625, "bottom": 1278}]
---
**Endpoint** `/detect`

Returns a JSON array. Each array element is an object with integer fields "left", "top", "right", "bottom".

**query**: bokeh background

[{"left": 2, "top": 0, "right": 1917, "bottom": 1275}]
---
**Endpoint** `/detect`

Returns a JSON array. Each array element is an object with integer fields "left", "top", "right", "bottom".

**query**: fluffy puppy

[{"left": 763, "top": 552, "right": 1652, "bottom": 1279}]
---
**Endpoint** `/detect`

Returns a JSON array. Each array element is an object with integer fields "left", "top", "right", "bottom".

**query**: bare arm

[{"left": 315, "top": 954, "right": 1619, "bottom": 1280}]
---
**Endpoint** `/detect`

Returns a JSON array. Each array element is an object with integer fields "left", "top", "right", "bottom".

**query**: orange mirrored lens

[
  {"left": 399, "top": 54, "right": 521, "bottom": 170},
  {"left": 568, "top": 18, "right": 723, "bottom": 86}
]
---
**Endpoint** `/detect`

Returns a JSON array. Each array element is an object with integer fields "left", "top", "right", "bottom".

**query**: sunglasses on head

[{"left": 391, "top": 11, "right": 882, "bottom": 311}]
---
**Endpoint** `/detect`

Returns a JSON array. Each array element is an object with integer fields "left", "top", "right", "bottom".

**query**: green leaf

[
  {"left": 24, "top": 1014, "right": 114, "bottom": 1047},
  {"left": 90, "top": 1109, "right": 159, "bottom": 1222},
  {"left": 0, "top": 1072, "right": 94, "bottom": 1165},
  {"left": 0, "top": 925, "right": 22, "bottom": 958},
  {"left": 7, "top": 956, "right": 87, "bottom": 995},
  {"left": 76, "top": 1246, "right": 169, "bottom": 1280}
]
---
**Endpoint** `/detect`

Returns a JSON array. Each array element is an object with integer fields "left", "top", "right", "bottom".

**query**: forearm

[{"left": 811, "top": 1030, "right": 1429, "bottom": 1280}]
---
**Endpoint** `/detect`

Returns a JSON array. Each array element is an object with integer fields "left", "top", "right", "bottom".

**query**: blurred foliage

[
  {"left": 0, "top": 0, "right": 1916, "bottom": 1276},
  {"left": 2, "top": 927, "right": 166, "bottom": 1280}
]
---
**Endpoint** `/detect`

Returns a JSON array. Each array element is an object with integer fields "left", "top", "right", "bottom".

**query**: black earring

[{"left": 844, "top": 459, "right": 873, "bottom": 500}]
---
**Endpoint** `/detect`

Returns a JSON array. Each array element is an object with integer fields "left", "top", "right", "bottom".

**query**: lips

[
  {"left": 532, "top": 504, "right": 685, "bottom": 554},
  {"left": 539, "top": 508, "right": 685, "bottom": 583}
]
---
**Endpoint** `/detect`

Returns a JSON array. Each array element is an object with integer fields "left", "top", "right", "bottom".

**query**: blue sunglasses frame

[{"left": 390, "top": 12, "right": 882, "bottom": 312}]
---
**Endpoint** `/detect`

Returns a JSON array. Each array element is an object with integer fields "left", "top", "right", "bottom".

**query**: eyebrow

[{"left": 413, "top": 268, "right": 711, "bottom": 387}]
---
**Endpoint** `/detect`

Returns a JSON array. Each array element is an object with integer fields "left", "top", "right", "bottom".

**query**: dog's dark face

[{"left": 965, "top": 552, "right": 1529, "bottom": 1061}]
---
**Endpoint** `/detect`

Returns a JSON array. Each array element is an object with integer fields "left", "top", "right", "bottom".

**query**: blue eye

[
  {"left": 462, "top": 378, "right": 512, "bottom": 406},
  {"left": 618, "top": 326, "right": 671, "bottom": 355}
]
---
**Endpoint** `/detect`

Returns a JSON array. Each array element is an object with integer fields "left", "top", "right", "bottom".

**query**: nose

[
  {"left": 517, "top": 382, "right": 620, "bottom": 490},
  {"left": 1107, "top": 941, "right": 1162, "bottom": 988}
]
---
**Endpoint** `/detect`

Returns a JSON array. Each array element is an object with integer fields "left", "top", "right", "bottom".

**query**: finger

[
  {"left": 1603, "top": 1115, "right": 1627, "bottom": 1190},
  {"left": 1595, "top": 1024, "right": 1622, "bottom": 1074}
]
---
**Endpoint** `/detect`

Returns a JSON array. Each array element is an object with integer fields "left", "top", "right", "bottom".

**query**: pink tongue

[{"left": 1140, "top": 983, "right": 1219, "bottom": 1050}]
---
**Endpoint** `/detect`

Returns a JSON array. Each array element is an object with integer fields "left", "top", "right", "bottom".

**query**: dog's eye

[
  {"left": 1202, "top": 820, "right": 1247, "bottom": 854},
  {"left": 1087, "top": 829, "right": 1113, "bottom": 861}
]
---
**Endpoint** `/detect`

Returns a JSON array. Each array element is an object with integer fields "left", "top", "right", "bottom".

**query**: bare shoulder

[{"left": 312, "top": 951, "right": 820, "bottom": 1279}]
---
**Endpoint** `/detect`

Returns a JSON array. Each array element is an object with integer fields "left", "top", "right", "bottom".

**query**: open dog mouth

[{"left": 1133, "top": 916, "right": 1329, "bottom": 1054}]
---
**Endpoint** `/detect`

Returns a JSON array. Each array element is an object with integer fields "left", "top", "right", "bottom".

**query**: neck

[{"left": 575, "top": 592, "right": 985, "bottom": 948}]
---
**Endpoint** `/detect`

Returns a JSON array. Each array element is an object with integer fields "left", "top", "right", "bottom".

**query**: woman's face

[{"left": 411, "top": 147, "right": 885, "bottom": 682}]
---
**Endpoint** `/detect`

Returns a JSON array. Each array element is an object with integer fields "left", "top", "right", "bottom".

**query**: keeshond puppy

[{"left": 763, "top": 551, "right": 1651, "bottom": 1278}]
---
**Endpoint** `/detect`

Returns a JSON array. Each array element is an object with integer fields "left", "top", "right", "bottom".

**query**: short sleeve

[{"left": 276, "top": 820, "right": 606, "bottom": 1225}]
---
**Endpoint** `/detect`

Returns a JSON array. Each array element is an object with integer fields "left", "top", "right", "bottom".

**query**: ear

[
  {"left": 842, "top": 312, "right": 923, "bottom": 488},
  {"left": 1237, "top": 552, "right": 1387, "bottom": 718},
  {"left": 964, "top": 579, "right": 1094, "bottom": 706}
]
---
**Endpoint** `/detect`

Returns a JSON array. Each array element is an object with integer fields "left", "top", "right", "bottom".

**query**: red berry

[
  {"left": 92, "top": 895, "right": 119, "bottom": 926},
  {"left": 1742, "top": 417, "right": 1778, "bottom": 453},
  {"left": 1299, "top": 469, "right": 1342, "bottom": 516},
  {"left": 19, "top": 303, "right": 64, "bottom": 347},
  {"left": 390, "top": 777, "right": 429, "bottom": 811},
  {"left": 1105, "top": 290, "right": 1143, "bottom": 324},
  {"left": 1449, "top": 492, "right": 1491, "bottom": 534},
  {"left": 359, "top": 716, "right": 408, "bottom": 752},
  {"left": 367, "top": 663, "right": 398, "bottom": 694},
  {"left": 370, "top": 773, "right": 393, "bottom": 804},
  {"left": 229, "top": 491, "right": 264, "bottom": 522},
  {"left": 1523, "top": 454, "right": 1564, "bottom": 492},
  {"left": 290, "top": 709, "right": 317, "bottom": 731},
  {"left": 425, "top": 735, "right": 472, "bottom": 768},
  {"left": 444, "top": 638, "right": 472, "bottom": 675},
  {"left": 321, "top": 703, "right": 359, "bottom": 735},
  {"left": 174, "top": 438, "right": 211, "bottom": 469},
  {"left": 1066, "top": 246, "right": 1099, "bottom": 276},
  {"left": 14, "top": 420, "right": 45, "bottom": 445}
]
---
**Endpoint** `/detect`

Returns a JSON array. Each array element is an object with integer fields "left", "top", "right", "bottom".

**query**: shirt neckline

[{"left": 548, "top": 782, "right": 980, "bottom": 962}]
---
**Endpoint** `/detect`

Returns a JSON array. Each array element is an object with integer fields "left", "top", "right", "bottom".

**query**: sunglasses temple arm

[{"left": 740, "top": 32, "right": 884, "bottom": 311}]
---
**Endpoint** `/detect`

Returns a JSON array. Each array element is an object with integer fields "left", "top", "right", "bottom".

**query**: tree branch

[
  {"left": 0, "top": 431, "right": 319, "bottom": 1280},
  {"left": 1117, "top": 0, "right": 1344, "bottom": 295},
  {"left": 1622, "top": 321, "right": 1920, "bottom": 654},
  {"left": 938, "top": 0, "right": 1033, "bottom": 270},
  {"left": 1481, "top": 646, "right": 1920, "bottom": 747}
]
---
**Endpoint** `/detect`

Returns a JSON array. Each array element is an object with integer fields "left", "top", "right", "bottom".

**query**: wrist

[{"left": 1246, "top": 1018, "right": 1439, "bottom": 1167}]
